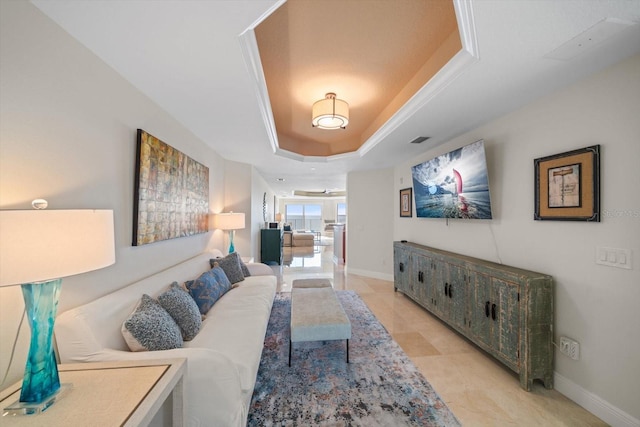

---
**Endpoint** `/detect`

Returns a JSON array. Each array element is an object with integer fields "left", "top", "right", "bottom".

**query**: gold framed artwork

[
  {"left": 534, "top": 145, "right": 600, "bottom": 221},
  {"left": 400, "top": 187, "right": 413, "bottom": 217},
  {"left": 133, "top": 129, "right": 210, "bottom": 245}
]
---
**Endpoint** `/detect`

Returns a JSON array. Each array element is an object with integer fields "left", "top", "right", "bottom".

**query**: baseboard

[
  {"left": 344, "top": 267, "right": 393, "bottom": 282},
  {"left": 554, "top": 372, "right": 639, "bottom": 427}
]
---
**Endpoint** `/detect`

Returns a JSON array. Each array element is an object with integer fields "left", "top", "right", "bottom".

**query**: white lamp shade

[
  {"left": 213, "top": 212, "right": 245, "bottom": 230},
  {"left": 0, "top": 209, "right": 115, "bottom": 286},
  {"left": 312, "top": 93, "right": 349, "bottom": 129}
]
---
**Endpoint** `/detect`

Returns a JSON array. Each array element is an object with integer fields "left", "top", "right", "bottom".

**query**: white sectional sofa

[{"left": 55, "top": 250, "right": 276, "bottom": 427}]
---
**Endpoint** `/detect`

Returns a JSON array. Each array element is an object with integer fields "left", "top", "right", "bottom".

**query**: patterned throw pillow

[
  {"left": 158, "top": 282, "right": 202, "bottom": 341},
  {"left": 209, "top": 252, "right": 247, "bottom": 283},
  {"left": 185, "top": 269, "right": 231, "bottom": 315},
  {"left": 209, "top": 266, "right": 232, "bottom": 290},
  {"left": 122, "top": 294, "right": 183, "bottom": 352}
]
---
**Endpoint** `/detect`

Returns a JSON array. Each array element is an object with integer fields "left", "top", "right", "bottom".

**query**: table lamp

[
  {"left": 0, "top": 207, "right": 115, "bottom": 415},
  {"left": 212, "top": 212, "right": 245, "bottom": 254}
]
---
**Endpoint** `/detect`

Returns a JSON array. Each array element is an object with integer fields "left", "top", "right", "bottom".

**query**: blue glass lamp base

[
  {"left": 3, "top": 384, "right": 72, "bottom": 416},
  {"left": 228, "top": 230, "right": 235, "bottom": 253},
  {"left": 3, "top": 279, "right": 67, "bottom": 415}
]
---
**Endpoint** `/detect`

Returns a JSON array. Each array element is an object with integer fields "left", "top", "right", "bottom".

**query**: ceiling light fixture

[{"left": 312, "top": 92, "right": 349, "bottom": 130}]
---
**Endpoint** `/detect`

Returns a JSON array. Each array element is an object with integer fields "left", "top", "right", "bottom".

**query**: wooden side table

[{"left": 0, "top": 358, "right": 186, "bottom": 427}]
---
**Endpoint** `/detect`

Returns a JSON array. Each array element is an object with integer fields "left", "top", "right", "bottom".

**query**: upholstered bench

[
  {"left": 292, "top": 231, "right": 315, "bottom": 247},
  {"left": 289, "top": 279, "right": 351, "bottom": 366}
]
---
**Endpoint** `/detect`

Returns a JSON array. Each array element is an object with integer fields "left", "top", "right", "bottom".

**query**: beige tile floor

[{"left": 275, "top": 244, "right": 607, "bottom": 427}]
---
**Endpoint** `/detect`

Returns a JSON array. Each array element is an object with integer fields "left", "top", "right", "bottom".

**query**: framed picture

[
  {"left": 400, "top": 187, "right": 413, "bottom": 217},
  {"left": 133, "top": 129, "right": 210, "bottom": 245},
  {"left": 534, "top": 145, "right": 600, "bottom": 221}
]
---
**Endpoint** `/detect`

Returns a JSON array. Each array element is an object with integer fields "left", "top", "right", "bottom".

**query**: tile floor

[{"left": 273, "top": 244, "right": 607, "bottom": 427}]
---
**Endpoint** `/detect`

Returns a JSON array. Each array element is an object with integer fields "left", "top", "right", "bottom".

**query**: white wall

[
  {"left": 251, "top": 170, "right": 278, "bottom": 262},
  {"left": 346, "top": 168, "right": 394, "bottom": 280},
  {"left": 0, "top": 1, "right": 242, "bottom": 388},
  {"left": 222, "top": 160, "right": 253, "bottom": 257},
  {"left": 390, "top": 55, "right": 639, "bottom": 424}
]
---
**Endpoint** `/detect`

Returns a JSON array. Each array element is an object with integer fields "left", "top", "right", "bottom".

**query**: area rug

[{"left": 248, "top": 291, "right": 461, "bottom": 426}]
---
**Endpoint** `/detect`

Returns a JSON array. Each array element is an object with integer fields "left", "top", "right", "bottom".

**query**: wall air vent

[{"left": 410, "top": 136, "right": 430, "bottom": 144}]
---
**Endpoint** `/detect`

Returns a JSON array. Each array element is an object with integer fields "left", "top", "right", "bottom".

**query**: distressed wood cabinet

[{"left": 393, "top": 241, "right": 553, "bottom": 391}]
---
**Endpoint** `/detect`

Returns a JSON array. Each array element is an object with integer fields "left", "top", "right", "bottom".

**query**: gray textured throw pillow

[
  {"left": 238, "top": 255, "right": 251, "bottom": 278},
  {"left": 122, "top": 294, "right": 183, "bottom": 351},
  {"left": 158, "top": 282, "right": 202, "bottom": 341},
  {"left": 210, "top": 252, "right": 245, "bottom": 284}
]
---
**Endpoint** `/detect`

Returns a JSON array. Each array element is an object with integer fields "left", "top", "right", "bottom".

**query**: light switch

[
  {"left": 618, "top": 252, "right": 627, "bottom": 264},
  {"left": 599, "top": 249, "right": 607, "bottom": 261},
  {"left": 596, "top": 246, "right": 632, "bottom": 269}
]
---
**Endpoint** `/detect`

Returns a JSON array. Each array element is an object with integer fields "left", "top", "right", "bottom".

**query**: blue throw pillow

[
  {"left": 209, "top": 266, "right": 232, "bottom": 290},
  {"left": 185, "top": 269, "right": 231, "bottom": 315}
]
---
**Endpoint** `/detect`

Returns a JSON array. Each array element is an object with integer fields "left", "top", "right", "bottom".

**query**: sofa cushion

[
  {"left": 121, "top": 294, "right": 183, "bottom": 351},
  {"left": 210, "top": 252, "right": 248, "bottom": 283},
  {"left": 158, "top": 282, "right": 202, "bottom": 341},
  {"left": 186, "top": 277, "right": 277, "bottom": 392},
  {"left": 185, "top": 269, "right": 231, "bottom": 315}
]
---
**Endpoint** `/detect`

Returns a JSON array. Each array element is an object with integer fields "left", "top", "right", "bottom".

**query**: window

[
  {"left": 337, "top": 203, "right": 347, "bottom": 224},
  {"left": 285, "top": 204, "right": 322, "bottom": 231}
]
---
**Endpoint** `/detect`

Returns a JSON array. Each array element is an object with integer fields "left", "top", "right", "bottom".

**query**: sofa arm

[
  {"left": 246, "top": 262, "right": 274, "bottom": 276},
  {"left": 80, "top": 348, "right": 246, "bottom": 426}
]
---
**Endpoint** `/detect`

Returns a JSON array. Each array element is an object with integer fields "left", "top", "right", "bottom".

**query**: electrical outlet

[{"left": 560, "top": 336, "right": 580, "bottom": 360}]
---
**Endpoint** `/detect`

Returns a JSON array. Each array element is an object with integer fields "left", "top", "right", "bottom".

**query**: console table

[
  {"left": 0, "top": 358, "right": 186, "bottom": 426},
  {"left": 394, "top": 241, "right": 553, "bottom": 391}
]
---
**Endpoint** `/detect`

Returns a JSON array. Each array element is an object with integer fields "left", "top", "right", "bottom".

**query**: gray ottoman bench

[{"left": 289, "top": 279, "right": 351, "bottom": 366}]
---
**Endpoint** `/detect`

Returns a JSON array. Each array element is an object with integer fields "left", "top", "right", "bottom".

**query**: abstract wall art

[{"left": 133, "top": 129, "right": 209, "bottom": 245}]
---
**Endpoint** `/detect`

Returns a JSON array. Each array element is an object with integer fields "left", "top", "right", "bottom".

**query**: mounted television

[{"left": 411, "top": 140, "right": 493, "bottom": 219}]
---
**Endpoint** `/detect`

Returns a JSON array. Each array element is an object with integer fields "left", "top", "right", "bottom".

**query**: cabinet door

[
  {"left": 470, "top": 271, "right": 493, "bottom": 348},
  {"left": 393, "top": 245, "right": 410, "bottom": 292},
  {"left": 412, "top": 253, "right": 437, "bottom": 310},
  {"left": 492, "top": 277, "right": 520, "bottom": 368},
  {"left": 470, "top": 271, "right": 520, "bottom": 369},
  {"left": 443, "top": 262, "right": 468, "bottom": 331},
  {"left": 261, "top": 229, "right": 282, "bottom": 264}
]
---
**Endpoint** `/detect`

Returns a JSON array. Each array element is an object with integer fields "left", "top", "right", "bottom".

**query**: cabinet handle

[
  {"left": 491, "top": 303, "right": 497, "bottom": 321},
  {"left": 485, "top": 301, "right": 490, "bottom": 317},
  {"left": 448, "top": 284, "right": 453, "bottom": 299},
  {"left": 399, "top": 262, "right": 404, "bottom": 272},
  {"left": 444, "top": 282, "right": 448, "bottom": 296}
]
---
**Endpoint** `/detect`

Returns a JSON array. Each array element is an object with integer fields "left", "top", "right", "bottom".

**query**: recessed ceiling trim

[
  {"left": 237, "top": 0, "right": 288, "bottom": 156},
  {"left": 454, "top": 0, "right": 480, "bottom": 58},
  {"left": 240, "top": 0, "right": 479, "bottom": 163},
  {"left": 238, "top": 28, "right": 279, "bottom": 154},
  {"left": 357, "top": 0, "right": 479, "bottom": 157},
  {"left": 273, "top": 146, "right": 360, "bottom": 164}
]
